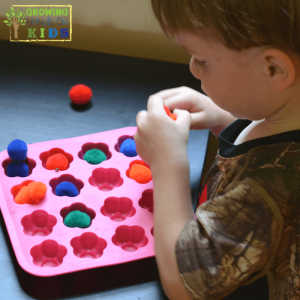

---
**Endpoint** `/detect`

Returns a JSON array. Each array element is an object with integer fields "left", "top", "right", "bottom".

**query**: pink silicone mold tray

[{"left": 0, "top": 127, "right": 154, "bottom": 277}]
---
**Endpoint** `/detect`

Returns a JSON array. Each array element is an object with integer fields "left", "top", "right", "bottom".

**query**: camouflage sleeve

[{"left": 175, "top": 177, "right": 283, "bottom": 300}]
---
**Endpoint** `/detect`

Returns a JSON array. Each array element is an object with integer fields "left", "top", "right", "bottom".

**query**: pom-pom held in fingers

[
  {"left": 7, "top": 139, "right": 28, "bottom": 161},
  {"left": 164, "top": 104, "right": 177, "bottom": 120},
  {"left": 69, "top": 84, "right": 92, "bottom": 105}
]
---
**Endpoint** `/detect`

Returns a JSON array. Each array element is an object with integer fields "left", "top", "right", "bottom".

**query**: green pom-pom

[
  {"left": 83, "top": 149, "right": 106, "bottom": 165},
  {"left": 64, "top": 210, "right": 91, "bottom": 228}
]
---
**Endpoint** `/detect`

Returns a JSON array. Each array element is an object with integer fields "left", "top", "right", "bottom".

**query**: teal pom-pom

[
  {"left": 64, "top": 211, "right": 91, "bottom": 228},
  {"left": 83, "top": 149, "right": 106, "bottom": 164}
]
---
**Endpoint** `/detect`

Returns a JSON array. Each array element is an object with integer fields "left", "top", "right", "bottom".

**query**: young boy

[{"left": 133, "top": 1, "right": 300, "bottom": 300}]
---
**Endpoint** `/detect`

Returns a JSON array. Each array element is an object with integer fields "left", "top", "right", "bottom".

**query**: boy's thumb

[{"left": 173, "top": 108, "right": 192, "bottom": 127}]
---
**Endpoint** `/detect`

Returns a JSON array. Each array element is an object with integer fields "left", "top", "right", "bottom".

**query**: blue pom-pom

[
  {"left": 120, "top": 139, "right": 137, "bottom": 157},
  {"left": 7, "top": 139, "right": 28, "bottom": 161},
  {"left": 55, "top": 181, "right": 79, "bottom": 197},
  {"left": 7, "top": 161, "right": 29, "bottom": 177}
]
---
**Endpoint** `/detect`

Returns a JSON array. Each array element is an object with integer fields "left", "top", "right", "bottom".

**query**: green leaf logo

[{"left": 4, "top": 6, "right": 26, "bottom": 38}]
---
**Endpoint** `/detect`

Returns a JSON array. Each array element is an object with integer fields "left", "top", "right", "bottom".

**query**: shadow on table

[{"left": 0, "top": 211, "right": 161, "bottom": 299}]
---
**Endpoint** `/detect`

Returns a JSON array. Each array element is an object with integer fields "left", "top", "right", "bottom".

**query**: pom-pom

[
  {"left": 46, "top": 153, "right": 69, "bottom": 171},
  {"left": 83, "top": 149, "right": 106, "bottom": 165},
  {"left": 120, "top": 139, "right": 137, "bottom": 157},
  {"left": 7, "top": 139, "right": 28, "bottom": 161},
  {"left": 28, "top": 182, "right": 47, "bottom": 203},
  {"left": 55, "top": 181, "right": 79, "bottom": 197},
  {"left": 164, "top": 104, "right": 177, "bottom": 120},
  {"left": 129, "top": 164, "right": 152, "bottom": 183},
  {"left": 69, "top": 84, "right": 92, "bottom": 105},
  {"left": 64, "top": 210, "right": 91, "bottom": 228},
  {"left": 15, "top": 181, "right": 47, "bottom": 204},
  {"left": 7, "top": 161, "right": 29, "bottom": 177}
]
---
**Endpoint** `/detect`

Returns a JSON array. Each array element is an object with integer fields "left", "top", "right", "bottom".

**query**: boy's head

[{"left": 151, "top": 0, "right": 300, "bottom": 121}]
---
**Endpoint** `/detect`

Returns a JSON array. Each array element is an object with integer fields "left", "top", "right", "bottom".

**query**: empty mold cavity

[
  {"left": 30, "top": 240, "right": 67, "bottom": 267},
  {"left": 70, "top": 232, "right": 107, "bottom": 259},
  {"left": 78, "top": 142, "right": 112, "bottom": 163},
  {"left": 39, "top": 148, "right": 73, "bottom": 170},
  {"left": 60, "top": 203, "right": 96, "bottom": 228},
  {"left": 151, "top": 227, "right": 154, "bottom": 236},
  {"left": 49, "top": 174, "right": 84, "bottom": 196},
  {"left": 114, "top": 135, "right": 135, "bottom": 153},
  {"left": 101, "top": 197, "right": 136, "bottom": 222},
  {"left": 11, "top": 180, "right": 46, "bottom": 205},
  {"left": 126, "top": 160, "right": 152, "bottom": 184},
  {"left": 2, "top": 157, "right": 36, "bottom": 177},
  {"left": 138, "top": 189, "right": 153, "bottom": 213},
  {"left": 89, "top": 168, "right": 123, "bottom": 191},
  {"left": 112, "top": 225, "right": 148, "bottom": 252},
  {"left": 21, "top": 210, "right": 57, "bottom": 236}
]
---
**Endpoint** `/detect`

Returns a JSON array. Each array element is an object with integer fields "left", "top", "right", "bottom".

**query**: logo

[{"left": 3, "top": 5, "right": 72, "bottom": 42}]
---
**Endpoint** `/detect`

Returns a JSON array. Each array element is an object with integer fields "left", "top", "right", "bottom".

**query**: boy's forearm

[
  {"left": 151, "top": 155, "right": 194, "bottom": 300},
  {"left": 210, "top": 113, "right": 238, "bottom": 139}
]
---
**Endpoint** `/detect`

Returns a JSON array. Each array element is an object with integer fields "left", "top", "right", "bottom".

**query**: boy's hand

[
  {"left": 156, "top": 86, "right": 236, "bottom": 131},
  {"left": 134, "top": 94, "right": 191, "bottom": 168}
]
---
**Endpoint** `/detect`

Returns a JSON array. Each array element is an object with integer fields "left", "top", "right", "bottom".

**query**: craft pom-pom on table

[{"left": 0, "top": 127, "right": 155, "bottom": 277}]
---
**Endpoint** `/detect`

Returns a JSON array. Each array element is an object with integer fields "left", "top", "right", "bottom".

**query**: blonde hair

[{"left": 151, "top": 0, "right": 300, "bottom": 57}]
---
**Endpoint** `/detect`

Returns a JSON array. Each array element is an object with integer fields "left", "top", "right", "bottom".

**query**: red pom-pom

[
  {"left": 164, "top": 104, "right": 171, "bottom": 117},
  {"left": 46, "top": 153, "right": 69, "bottom": 171},
  {"left": 164, "top": 104, "right": 177, "bottom": 120},
  {"left": 69, "top": 84, "right": 93, "bottom": 105},
  {"left": 129, "top": 164, "right": 152, "bottom": 184}
]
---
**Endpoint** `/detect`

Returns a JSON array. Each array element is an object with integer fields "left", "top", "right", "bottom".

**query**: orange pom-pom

[
  {"left": 164, "top": 104, "right": 176, "bottom": 120},
  {"left": 69, "top": 84, "right": 92, "bottom": 105},
  {"left": 15, "top": 186, "right": 30, "bottom": 204},
  {"left": 170, "top": 113, "right": 177, "bottom": 120},
  {"left": 28, "top": 182, "right": 47, "bottom": 203},
  {"left": 129, "top": 164, "right": 152, "bottom": 184},
  {"left": 46, "top": 153, "right": 68, "bottom": 171},
  {"left": 164, "top": 104, "right": 171, "bottom": 117}
]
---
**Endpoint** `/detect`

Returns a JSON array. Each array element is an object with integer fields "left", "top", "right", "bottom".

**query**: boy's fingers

[
  {"left": 154, "top": 87, "right": 181, "bottom": 99},
  {"left": 164, "top": 94, "right": 195, "bottom": 112},
  {"left": 173, "top": 108, "right": 192, "bottom": 127},
  {"left": 147, "top": 94, "right": 165, "bottom": 113},
  {"left": 136, "top": 110, "right": 148, "bottom": 127}
]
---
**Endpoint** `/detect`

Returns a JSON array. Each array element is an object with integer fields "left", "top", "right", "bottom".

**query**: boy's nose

[{"left": 189, "top": 57, "right": 202, "bottom": 80}]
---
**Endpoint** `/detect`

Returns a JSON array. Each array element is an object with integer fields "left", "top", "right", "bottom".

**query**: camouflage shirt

[{"left": 175, "top": 119, "right": 300, "bottom": 300}]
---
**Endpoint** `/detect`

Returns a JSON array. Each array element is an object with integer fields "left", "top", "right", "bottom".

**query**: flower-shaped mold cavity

[
  {"left": 89, "top": 168, "right": 123, "bottom": 191},
  {"left": 100, "top": 197, "right": 136, "bottom": 222},
  {"left": 11, "top": 180, "right": 46, "bottom": 205},
  {"left": 78, "top": 142, "right": 112, "bottom": 163},
  {"left": 126, "top": 160, "right": 152, "bottom": 184},
  {"left": 70, "top": 232, "right": 107, "bottom": 259},
  {"left": 40, "top": 148, "right": 73, "bottom": 170},
  {"left": 49, "top": 174, "right": 84, "bottom": 196},
  {"left": 30, "top": 240, "right": 67, "bottom": 267},
  {"left": 60, "top": 203, "right": 96, "bottom": 228},
  {"left": 114, "top": 135, "right": 136, "bottom": 153},
  {"left": 2, "top": 157, "right": 36, "bottom": 177},
  {"left": 21, "top": 210, "right": 57, "bottom": 236},
  {"left": 138, "top": 189, "right": 153, "bottom": 213},
  {"left": 112, "top": 225, "right": 148, "bottom": 252}
]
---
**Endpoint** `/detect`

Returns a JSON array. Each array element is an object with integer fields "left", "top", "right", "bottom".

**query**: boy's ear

[{"left": 262, "top": 48, "right": 295, "bottom": 93}]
